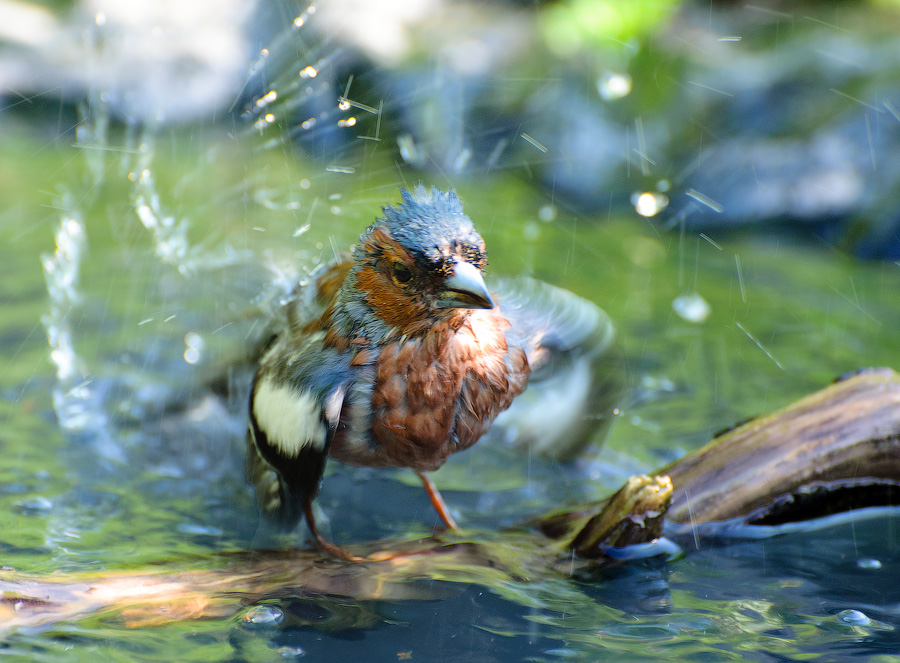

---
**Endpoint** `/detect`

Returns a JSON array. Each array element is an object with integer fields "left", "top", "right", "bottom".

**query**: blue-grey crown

[{"left": 374, "top": 184, "right": 487, "bottom": 271}]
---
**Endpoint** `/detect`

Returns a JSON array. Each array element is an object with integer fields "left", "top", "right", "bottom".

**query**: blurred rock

[
  {"left": 648, "top": 6, "right": 900, "bottom": 258},
  {"left": 0, "top": 0, "right": 251, "bottom": 126}
]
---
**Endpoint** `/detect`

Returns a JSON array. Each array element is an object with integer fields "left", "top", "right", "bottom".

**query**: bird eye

[{"left": 392, "top": 262, "right": 412, "bottom": 284}]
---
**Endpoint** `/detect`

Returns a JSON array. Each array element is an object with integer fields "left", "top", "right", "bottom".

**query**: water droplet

[
  {"left": 538, "top": 204, "right": 557, "bottom": 223},
  {"left": 672, "top": 293, "right": 711, "bottom": 323},
  {"left": 858, "top": 558, "right": 882, "bottom": 570},
  {"left": 94, "top": 11, "right": 106, "bottom": 26},
  {"left": 242, "top": 605, "right": 285, "bottom": 629},
  {"left": 632, "top": 191, "right": 669, "bottom": 217},
  {"left": 838, "top": 609, "right": 870, "bottom": 626},
  {"left": 256, "top": 90, "right": 277, "bottom": 108},
  {"left": 300, "top": 66, "right": 318, "bottom": 79},
  {"left": 275, "top": 645, "right": 306, "bottom": 658},
  {"left": 185, "top": 332, "right": 204, "bottom": 350},
  {"left": 598, "top": 72, "right": 632, "bottom": 100},
  {"left": 397, "top": 134, "right": 419, "bottom": 164},
  {"left": 299, "top": 179, "right": 311, "bottom": 189},
  {"left": 453, "top": 148, "right": 473, "bottom": 172}
]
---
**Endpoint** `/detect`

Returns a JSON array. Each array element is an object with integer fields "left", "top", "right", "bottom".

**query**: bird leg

[
  {"left": 301, "top": 496, "right": 360, "bottom": 562},
  {"left": 416, "top": 471, "right": 458, "bottom": 530}
]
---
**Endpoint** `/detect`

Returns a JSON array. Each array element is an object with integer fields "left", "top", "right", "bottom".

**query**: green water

[{"left": 2, "top": 125, "right": 900, "bottom": 660}]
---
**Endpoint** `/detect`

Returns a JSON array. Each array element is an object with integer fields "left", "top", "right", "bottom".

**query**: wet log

[
  {"left": 1, "top": 368, "right": 899, "bottom": 632},
  {"left": 661, "top": 367, "right": 900, "bottom": 525}
]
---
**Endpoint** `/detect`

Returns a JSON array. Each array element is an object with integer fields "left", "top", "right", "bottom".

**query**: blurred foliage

[{"left": 540, "top": 0, "right": 679, "bottom": 56}]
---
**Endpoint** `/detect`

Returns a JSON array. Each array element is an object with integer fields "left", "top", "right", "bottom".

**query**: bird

[{"left": 246, "top": 184, "right": 619, "bottom": 559}]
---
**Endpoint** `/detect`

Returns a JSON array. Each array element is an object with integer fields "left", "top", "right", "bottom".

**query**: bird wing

[
  {"left": 491, "top": 277, "right": 624, "bottom": 461},
  {"left": 244, "top": 254, "right": 358, "bottom": 534},
  {"left": 247, "top": 335, "right": 351, "bottom": 531}
]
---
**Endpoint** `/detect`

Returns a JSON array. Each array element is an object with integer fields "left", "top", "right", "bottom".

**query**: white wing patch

[{"left": 253, "top": 377, "right": 326, "bottom": 457}]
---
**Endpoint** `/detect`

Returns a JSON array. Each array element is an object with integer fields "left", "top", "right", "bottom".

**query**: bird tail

[{"left": 245, "top": 431, "right": 305, "bottom": 532}]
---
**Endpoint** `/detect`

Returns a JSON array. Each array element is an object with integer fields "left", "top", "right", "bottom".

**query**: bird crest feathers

[
  {"left": 368, "top": 184, "right": 485, "bottom": 269},
  {"left": 381, "top": 184, "right": 465, "bottom": 230}
]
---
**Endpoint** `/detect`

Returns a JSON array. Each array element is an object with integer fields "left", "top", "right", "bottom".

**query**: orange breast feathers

[{"left": 371, "top": 310, "right": 530, "bottom": 471}]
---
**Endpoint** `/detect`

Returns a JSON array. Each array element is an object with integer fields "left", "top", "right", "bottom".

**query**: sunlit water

[{"left": 3, "top": 2, "right": 900, "bottom": 661}]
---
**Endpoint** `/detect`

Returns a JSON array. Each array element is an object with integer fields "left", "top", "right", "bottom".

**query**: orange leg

[
  {"left": 416, "top": 471, "right": 458, "bottom": 530},
  {"left": 302, "top": 497, "right": 359, "bottom": 561}
]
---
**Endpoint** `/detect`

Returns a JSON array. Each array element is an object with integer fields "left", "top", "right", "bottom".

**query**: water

[
  {"left": 4, "top": 1, "right": 900, "bottom": 661},
  {"left": 2, "top": 131, "right": 900, "bottom": 660}
]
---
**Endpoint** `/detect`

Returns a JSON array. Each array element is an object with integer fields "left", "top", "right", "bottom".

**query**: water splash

[
  {"left": 130, "top": 140, "right": 253, "bottom": 276},
  {"left": 41, "top": 212, "right": 85, "bottom": 384},
  {"left": 39, "top": 103, "right": 256, "bottom": 457},
  {"left": 36, "top": 3, "right": 336, "bottom": 464},
  {"left": 40, "top": 198, "right": 118, "bottom": 460},
  {"left": 41, "top": 206, "right": 86, "bottom": 389}
]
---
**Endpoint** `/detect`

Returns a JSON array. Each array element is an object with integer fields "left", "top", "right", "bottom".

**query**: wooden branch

[{"left": 661, "top": 367, "right": 900, "bottom": 524}]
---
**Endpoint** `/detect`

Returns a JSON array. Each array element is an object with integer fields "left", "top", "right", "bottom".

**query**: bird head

[{"left": 342, "top": 185, "right": 493, "bottom": 337}]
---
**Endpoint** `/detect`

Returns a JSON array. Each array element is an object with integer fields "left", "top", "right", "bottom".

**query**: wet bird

[{"left": 247, "top": 185, "right": 619, "bottom": 559}]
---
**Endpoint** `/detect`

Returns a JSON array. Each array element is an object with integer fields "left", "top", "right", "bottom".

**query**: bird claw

[{"left": 315, "top": 540, "right": 364, "bottom": 562}]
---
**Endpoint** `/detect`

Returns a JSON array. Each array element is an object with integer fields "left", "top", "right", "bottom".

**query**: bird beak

[{"left": 436, "top": 260, "right": 494, "bottom": 310}]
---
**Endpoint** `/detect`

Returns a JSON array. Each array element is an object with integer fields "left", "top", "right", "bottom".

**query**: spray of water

[{"left": 41, "top": 193, "right": 125, "bottom": 463}]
